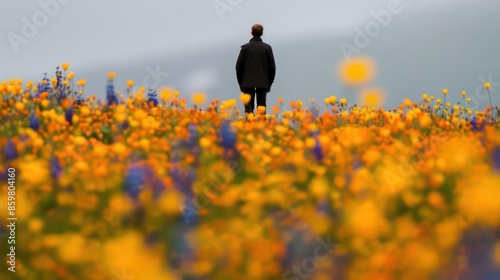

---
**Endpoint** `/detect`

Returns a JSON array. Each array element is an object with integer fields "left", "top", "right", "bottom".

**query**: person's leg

[
  {"left": 255, "top": 87, "right": 267, "bottom": 115},
  {"left": 242, "top": 87, "right": 256, "bottom": 114}
]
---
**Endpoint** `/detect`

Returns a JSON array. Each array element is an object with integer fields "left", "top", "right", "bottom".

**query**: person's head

[{"left": 251, "top": 24, "right": 264, "bottom": 37}]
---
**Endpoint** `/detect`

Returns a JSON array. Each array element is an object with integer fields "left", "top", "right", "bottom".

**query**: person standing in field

[{"left": 236, "top": 24, "right": 276, "bottom": 116}]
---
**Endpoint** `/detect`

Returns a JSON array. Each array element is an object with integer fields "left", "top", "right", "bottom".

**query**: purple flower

[
  {"left": 219, "top": 120, "right": 240, "bottom": 160},
  {"left": 220, "top": 121, "right": 236, "bottom": 149},
  {"left": 50, "top": 156, "right": 63, "bottom": 179},
  {"left": 313, "top": 137, "right": 323, "bottom": 161},
  {"left": 170, "top": 163, "right": 195, "bottom": 197},
  {"left": 308, "top": 129, "right": 320, "bottom": 137},
  {"left": 106, "top": 80, "right": 118, "bottom": 106},
  {"left": 76, "top": 95, "right": 84, "bottom": 105},
  {"left": 147, "top": 88, "right": 158, "bottom": 106},
  {"left": 120, "top": 120, "right": 129, "bottom": 131},
  {"left": 65, "top": 107, "right": 73, "bottom": 125},
  {"left": 56, "top": 66, "right": 67, "bottom": 105},
  {"left": 171, "top": 164, "right": 198, "bottom": 225},
  {"left": 151, "top": 177, "right": 165, "bottom": 198},
  {"left": 169, "top": 144, "right": 198, "bottom": 223},
  {"left": 124, "top": 164, "right": 147, "bottom": 200},
  {"left": 123, "top": 161, "right": 166, "bottom": 200},
  {"left": 470, "top": 115, "right": 486, "bottom": 132},
  {"left": 0, "top": 164, "right": 8, "bottom": 181},
  {"left": 280, "top": 223, "right": 316, "bottom": 271},
  {"left": 29, "top": 114, "right": 39, "bottom": 130},
  {"left": 35, "top": 73, "right": 51, "bottom": 98},
  {"left": 470, "top": 116, "right": 478, "bottom": 131},
  {"left": 4, "top": 140, "right": 17, "bottom": 161},
  {"left": 187, "top": 124, "right": 198, "bottom": 146},
  {"left": 492, "top": 146, "right": 500, "bottom": 172}
]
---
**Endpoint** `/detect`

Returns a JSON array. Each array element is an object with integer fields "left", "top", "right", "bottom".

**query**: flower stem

[{"left": 487, "top": 89, "right": 494, "bottom": 121}]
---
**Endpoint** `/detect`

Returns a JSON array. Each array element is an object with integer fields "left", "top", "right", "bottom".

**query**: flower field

[{"left": 1, "top": 63, "right": 500, "bottom": 280}]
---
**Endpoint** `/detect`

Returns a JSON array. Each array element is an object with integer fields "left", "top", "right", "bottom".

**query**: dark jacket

[{"left": 236, "top": 37, "right": 276, "bottom": 90}]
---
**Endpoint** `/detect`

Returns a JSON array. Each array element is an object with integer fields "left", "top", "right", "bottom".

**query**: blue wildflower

[
  {"left": 180, "top": 202, "right": 199, "bottom": 225},
  {"left": 147, "top": 88, "right": 158, "bottom": 106},
  {"left": 170, "top": 160, "right": 198, "bottom": 225},
  {"left": 308, "top": 129, "right": 320, "bottom": 137},
  {"left": 123, "top": 159, "right": 164, "bottom": 200},
  {"left": 50, "top": 156, "right": 63, "bottom": 179},
  {"left": 151, "top": 177, "right": 166, "bottom": 199},
  {"left": 313, "top": 137, "right": 323, "bottom": 161},
  {"left": 186, "top": 124, "right": 198, "bottom": 148},
  {"left": 470, "top": 116, "right": 477, "bottom": 130},
  {"left": 492, "top": 146, "right": 500, "bottom": 171},
  {"left": 220, "top": 120, "right": 240, "bottom": 160},
  {"left": 126, "top": 153, "right": 166, "bottom": 198},
  {"left": 183, "top": 124, "right": 201, "bottom": 166},
  {"left": 169, "top": 139, "right": 196, "bottom": 191},
  {"left": 220, "top": 121, "right": 236, "bottom": 149},
  {"left": 0, "top": 164, "right": 7, "bottom": 181},
  {"left": 120, "top": 120, "right": 129, "bottom": 131},
  {"left": 470, "top": 115, "right": 486, "bottom": 131},
  {"left": 124, "top": 164, "right": 146, "bottom": 200},
  {"left": 55, "top": 67, "right": 66, "bottom": 103},
  {"left": 280, "top": 221, "right": 317, "bottom": 271},
  {"left": 171, "top": 164, "right": 196, "bottom": 197},
  {"left": 126, "top": 154, "right": 164, "bottom": 199},
  {"left": 4, "top": 139, "right": 17, "bottom": 161},
  {"left": 65, "top": 106, "right": 73, "bottom": 125},
  {"left": 106, "top": 80, "right": 118, "bottom": 106},
  {"left": 57, "top": 92, "right": 67, "bottom": 105},
  {"left": 35, "top": 73, "right": 51, "bottom": 98},
  {"left": 29, "top": 114, "right": 39, "bottom": 130},
  {"left": 76, "top": 94, "right": 84, "bottom": 105}
]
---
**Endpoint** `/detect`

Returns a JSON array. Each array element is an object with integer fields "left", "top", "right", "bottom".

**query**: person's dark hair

[{"left": 251, "top": 24, "right": 264, "bottom": 37}]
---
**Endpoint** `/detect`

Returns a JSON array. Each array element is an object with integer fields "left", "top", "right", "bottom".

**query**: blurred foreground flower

[
  {"left": 338, "top": 57, "right": 375, "bottom": 86},
  {"left": 359, "top": 87, "right": 386, "bottom": 107},
  {"left": 192, "top": 91, "right": 206, "bottom": 106},
  {"left": 239, "top": 93, "right": 251, "bottom": 105}
]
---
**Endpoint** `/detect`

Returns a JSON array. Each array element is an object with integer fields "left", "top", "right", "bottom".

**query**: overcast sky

[
  {"left": 0, "top": 0, "right": 443, "bottom": 78},
  {"left": 2, "top": 0, "right": 500, "bottom": 109},
  {"left": 0, "top": 0, "right": 372, "bottom": 74}
]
